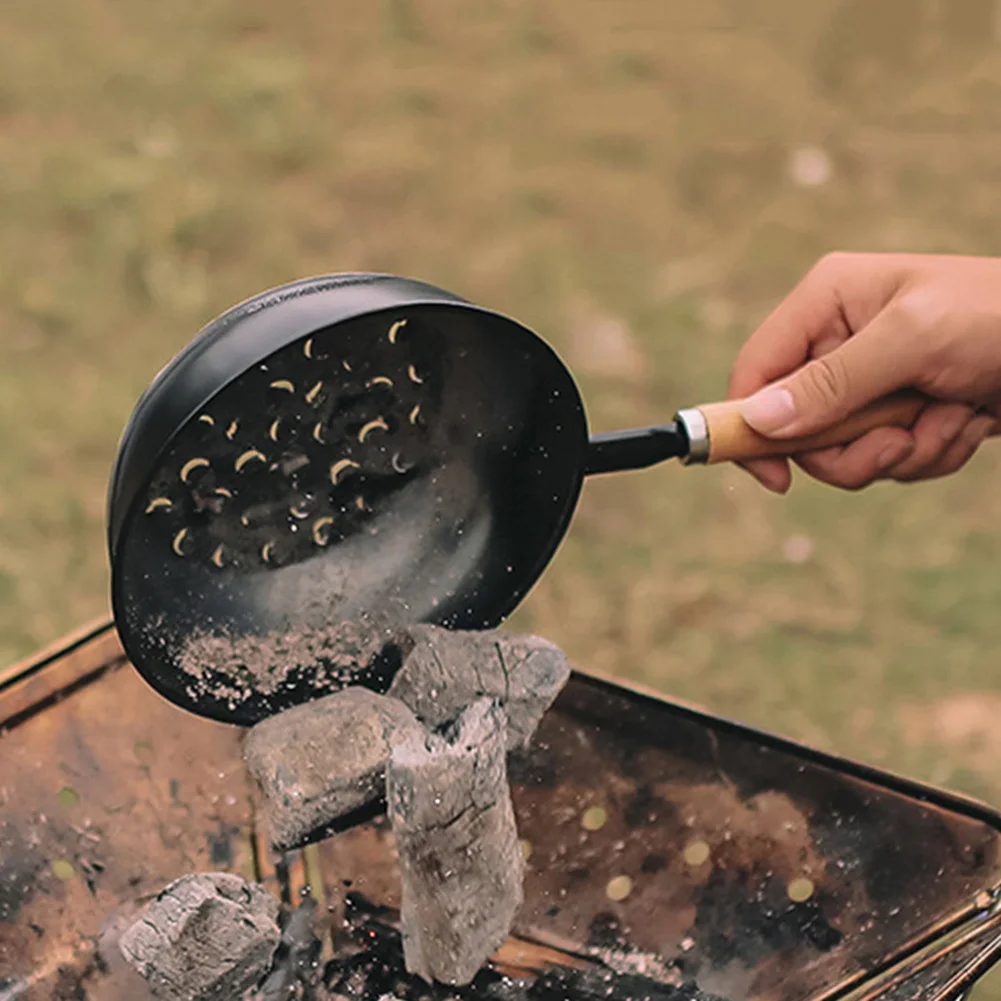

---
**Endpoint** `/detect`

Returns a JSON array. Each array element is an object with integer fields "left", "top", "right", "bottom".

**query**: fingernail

[
  {"left": 940, "top": 414, "right": 966, "bottom": 443},
  {"left": 740, "top": 388, "right": 796, "bottom": 435},
  {"left": 964, "top": 415, "right": 994, "bottom": 446},
  {"left": 878, "top": 440, "right": 913, "bottom": 470}
]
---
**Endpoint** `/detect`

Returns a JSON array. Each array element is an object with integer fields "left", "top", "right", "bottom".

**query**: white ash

[
  {"left": 386, "top": 625, "right": 571, "bottom": 751},
  {"left": 386, "top": 698, "right": 524, "bottom": 986},
  {"left": 589, "top": 945, "right": 683, "bottom": 985},
  {"left": 178, "top": 619, "right": 390, "bottom": 704},
  {"left": 118, "top": 872, "right": 280, "bottom": 1001},
  {"left": 244, "top": 687, "right": 424, "bottom": 853}
]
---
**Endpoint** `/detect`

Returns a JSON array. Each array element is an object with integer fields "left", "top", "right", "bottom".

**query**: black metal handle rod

[{"left": 584, "top": 422, "right": 689, "bottom": 476}]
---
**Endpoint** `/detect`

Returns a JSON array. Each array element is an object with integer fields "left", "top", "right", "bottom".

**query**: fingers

[
  {"left": 728, "top": 253, "right": 930, "bottom": 440},
  {"left": 740, "top": 304, "right": 926, "bottom": 439},
  {"left": 727, "top": 252, "right": 905, "bottom": 402},
  {"left": 786, "top": 409, "right": 996, "bottom": 490},
  {"left": 723, "top": 251, "right": 999, "bottom": 493},
  {"left": 739, "top": 457, "right": 792, "bottom": 494},
  {"left": 890, "top": 412, "right": 996, "bottom": 482},
  {"left": 727, "top": 256, "right": 852, "bottom": 400},
  {"left": 881, "top": 402, "right": 974, "bottom": 480},
  {"left": 793, "top": 428, "right": 915, "bottom": 491},
  {"left": 729, "top": 274, "right": 851, "bottom": 492}
]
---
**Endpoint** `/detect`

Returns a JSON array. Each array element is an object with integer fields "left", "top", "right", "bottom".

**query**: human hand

[{"left": 727, "top": 252, "right": 1001, "bottom": 493}]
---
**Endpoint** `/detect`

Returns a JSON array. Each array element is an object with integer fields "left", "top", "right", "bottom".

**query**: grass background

[{"left": 4, "top": 0, "right": 1001, "bottom": 993}]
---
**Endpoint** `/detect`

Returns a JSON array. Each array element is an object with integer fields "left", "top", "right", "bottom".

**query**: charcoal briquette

[
  {"left": 387, "top": 698, "right": 524, "bottom": 986},
  {"left": 244, "top": 687, "right": 425, "bottom": 853}
]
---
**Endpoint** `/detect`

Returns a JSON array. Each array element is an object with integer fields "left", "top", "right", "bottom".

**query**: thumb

[{"left": 738, "top": 308, "right": 916, "bottom": 438}]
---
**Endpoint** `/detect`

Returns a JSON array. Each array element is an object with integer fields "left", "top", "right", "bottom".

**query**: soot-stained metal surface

[
  {"left": 319, "top": 892, "right": 727, "bottom": 1001},
  {"left": 3, "top": 624, "right": 1001, "bottom": 1001},
  {"left": 507, "top": 681, "right": 1001, "bottom": 1001},
  {"left": 306, "top": 679, "right": 1001, "bottom": 1001},
  {"left": 0, "top": 625, "right": 256, "bottom": 1001}
]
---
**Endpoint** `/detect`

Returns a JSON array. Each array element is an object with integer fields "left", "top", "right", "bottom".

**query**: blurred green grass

[{"left": 4, "top": 0, "right": 1001, "bottom": 991}]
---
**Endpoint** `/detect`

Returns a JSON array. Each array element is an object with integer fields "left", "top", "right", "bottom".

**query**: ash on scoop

[
  {"left": 244, "top": 687, "right": 425, "bottom": 853},
  {"left": 177, "top": 619, "right": 393, "bottom": 705},
  {"left": 118, "top": 872, "right": 280, "bottom": 1001},
  {"left": 387, "top": 698, "right": 524, "bottom": 986}
]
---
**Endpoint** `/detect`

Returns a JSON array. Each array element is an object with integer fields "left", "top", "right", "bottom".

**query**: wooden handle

[{"left": 695, "top": 391, "right": 928, "bottom": 465}]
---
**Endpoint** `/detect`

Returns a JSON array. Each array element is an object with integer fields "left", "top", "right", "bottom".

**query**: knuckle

[
  {"left": 959, "top": 436, "right": 984, "bottom": 466},
  {"left": 840, "top": 471, "right": 873, "bottom": 492},
  {"left": 893, "top": 286, "right": 947, "bottom": 328},
  {"left": 925, "top": 454, "right": 964, "bottom": 481},
  {"left": 729, "top": 342, "right": 769, "bottom": 397},
  {"left": 797, "top": 453, "right": 868, "bottom": 491},
  {"left": 888, "top": 289, "right": 948, "bottom": 364},
  {"left": 800, "top": 354, "right": 850, "bottom": 410},
  {"left": 811, "top": 251, "right": 852, "bottom": 279},
  {"left": 835, "top": 454, "right": 885, "bottom": 491},
  {"left": 889, "top": 457, "right": 922, "bottom": 480},
  {"left": 888, "top": 458, "right": 926, "bottom": 482},
  {"left": 815, "top": 470, "right": 868, "bottom": 491},
  {"left": 890, "top": 442, "right": 931, "bottom": 478}
]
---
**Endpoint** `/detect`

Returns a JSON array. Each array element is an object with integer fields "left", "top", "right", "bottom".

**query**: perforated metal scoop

[
  {"left": 131, "top": 308, "right": 455, "bottom": 574},
  {"left": 108, "top": 273, "right": 927, "bottom": 725},
  {"left": 108, "top": 275, "right": 591, "bottom": 723}
]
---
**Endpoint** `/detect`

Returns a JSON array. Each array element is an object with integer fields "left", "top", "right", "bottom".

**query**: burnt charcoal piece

[
  {"left": 118, "top": 872, "right": 280, "bottom": 1001},
  {"left": 525, "top": 965, "right": 730, "bottom": 1001},
  {"left": 386, "top": 699, "right": 524, "bottom": 986},
  {"left": 321, "top": 893, "right": 730, "bottom": 1001},
  {"left": 245, "top": 687, "right": 425, "bottom": 852},
  {"left": 0, "top": 820, "right": 43, "bottom": 922},
  {"left": 386, "top": 626, "right": 571, "bottom": 751},
  {"left": 252, "top": 894, "right": 323, "bottom": 1000}
]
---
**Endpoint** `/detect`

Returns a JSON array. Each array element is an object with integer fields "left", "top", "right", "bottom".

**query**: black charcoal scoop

[{"left": 107, "top": 273, "right": 926, "bottom": 724}]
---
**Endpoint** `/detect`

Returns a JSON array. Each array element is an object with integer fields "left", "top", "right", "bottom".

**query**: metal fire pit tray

[{"left": 2, "top": 621, "right": 1000, "bottom": 1001}]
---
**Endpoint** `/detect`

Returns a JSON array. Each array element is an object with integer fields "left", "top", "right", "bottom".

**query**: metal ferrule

[{"left": 676, "top": 407, "right": 709, "bottom": 465}]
